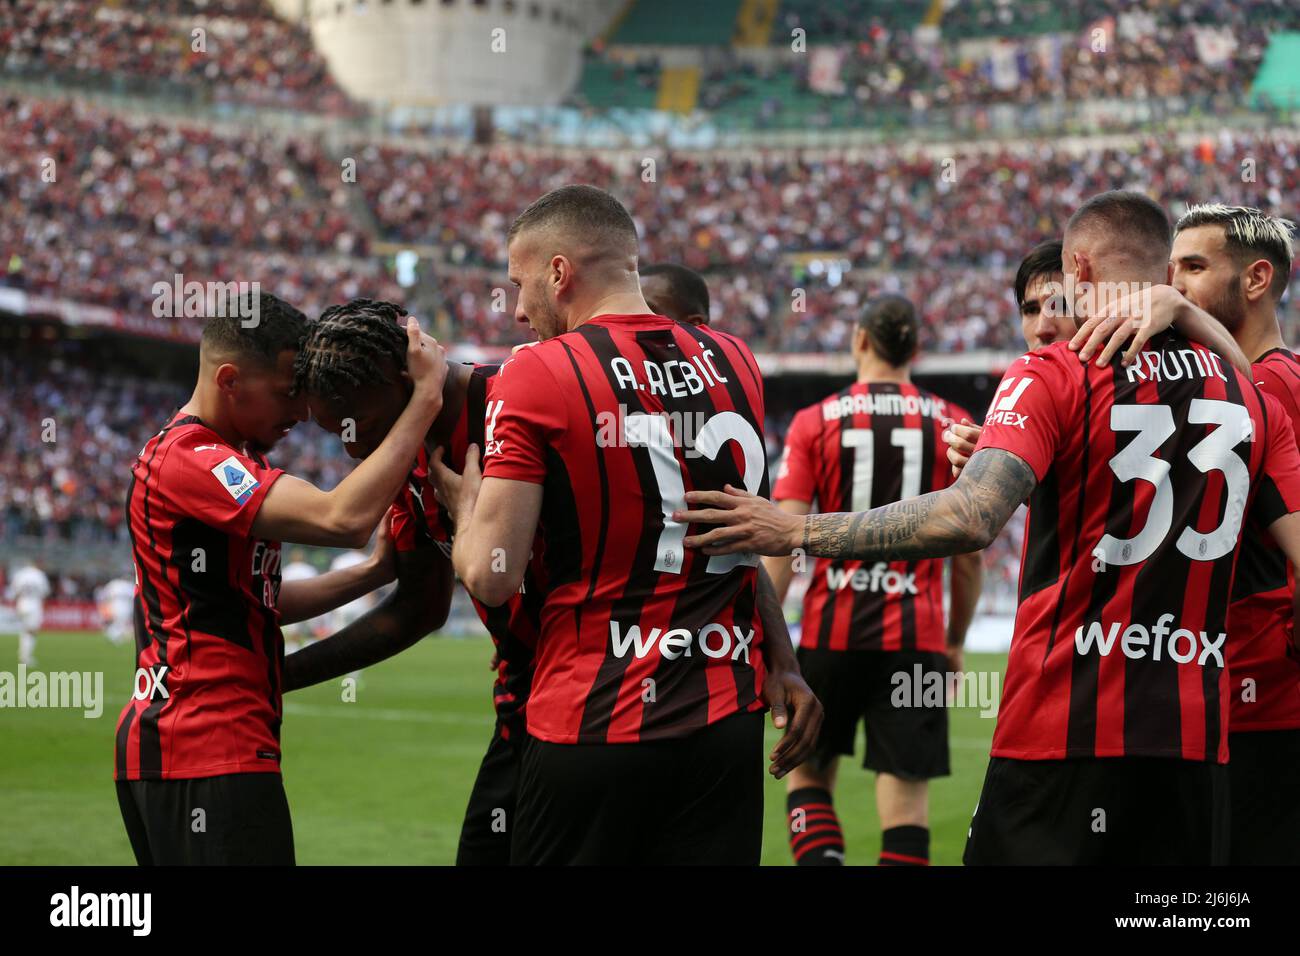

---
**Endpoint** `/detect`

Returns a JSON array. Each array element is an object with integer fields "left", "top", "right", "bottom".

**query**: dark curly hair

[{"left": 293, "top": 298, "right": 409, "bottom": 405}]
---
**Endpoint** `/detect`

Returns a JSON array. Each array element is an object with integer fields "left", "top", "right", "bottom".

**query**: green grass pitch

[{"left": 0, "top": 631, "right": 1002, "bottom": 865}]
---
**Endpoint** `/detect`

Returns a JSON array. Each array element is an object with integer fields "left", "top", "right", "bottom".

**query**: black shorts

[
  {"left": 512, "top": 710, "right": 765, "bottom": 865},
  {"left": 456, "top": 723, "right": 525, "bottom": 866},
  {"left": 964, "top": 756, "right": 1229, "bottom": 865},
  {"left": 796, "top": 647, "right": 950, "bottom": 780},
  {"left": 115, "top": 772, "right": 295, "bottom": 866},
  {"left": 1229, "top": 728, "right": 1300, "bottom": 865}
]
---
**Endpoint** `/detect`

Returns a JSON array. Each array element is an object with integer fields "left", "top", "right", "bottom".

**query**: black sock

[
  {"left": 879, "top": 825, "right": 929, "bottom": 865},
  {"left": 787, "top": 787, "right": 844, "bottom": 866}
]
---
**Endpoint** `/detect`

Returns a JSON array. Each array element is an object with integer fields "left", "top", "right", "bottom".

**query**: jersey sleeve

[
  {"left": 971, "top": 353, "right": 1072, "bottom": 481},
  {"left": 159, "top": 430, "right": 283, "bottom": 537},
  {"left": 1252, "top": 392, "right": 1300, "bottom": 526},
  {"left": 772, "top": 406, "right": 819, "bottom": 505},
  {"left": 480, "top": 345, "right": 564, "bottom": 485},
  {"left": 388, "top": 487, "right": 423, "bottom": 554}
]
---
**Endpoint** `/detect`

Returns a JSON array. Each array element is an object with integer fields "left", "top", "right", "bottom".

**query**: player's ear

[
  {"left": 213, "top": 362, "right": 240, "bottom": 392},
  {"left": 851, "top": 326, "right": 870, "bottom": 359},
  {"left": 550, "top": 254, "right": 572, "bottom": 295},
  {"left": 1244, "top": 258, "right": 1274, "bottom": 303}
]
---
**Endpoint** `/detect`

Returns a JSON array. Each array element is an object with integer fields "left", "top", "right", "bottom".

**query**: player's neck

[
  {"left": 856, "top": 361, "right": 910, "bottom": 385},
  {"left": 179, "top": 385, "right": 246, "bottom": 450},
  {"left": 1236, "top": 310, "right": 1286, "bottom": 364},
  {"left": 571, "top": 291, "right": 653, "bottom": 330},
  {"left": 426, "top": 362, "right": 472, "bottom": 450}
]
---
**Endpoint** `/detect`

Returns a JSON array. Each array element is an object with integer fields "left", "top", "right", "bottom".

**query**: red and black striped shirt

[
  {"left": 389, "top": 364, "right": 542, "bottom": 737},
  {"left": 115, "top": 414, "right": 285, "bottom": 780},
  {"left": 1228, "top": 347, "right": 1300, "bottom": 731},
  {"left": 973, "top": 334, "right": 1300, "bottom": 763},
  {"left": 481, "top": 314, "right": 769, "bottom": 744},
  {"left": 774, "top": 382, "right": 970, "bottom": 652}
]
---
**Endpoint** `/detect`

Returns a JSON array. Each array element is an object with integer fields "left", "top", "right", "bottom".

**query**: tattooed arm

[{"left": 676, "top": 449, "right": 1036, "bottom": 561}]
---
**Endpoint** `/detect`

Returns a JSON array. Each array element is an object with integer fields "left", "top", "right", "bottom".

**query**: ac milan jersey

[
  {"left": 115, "top": 414, "right": 285, "bottom": 780},
  {"left": 481, "top": 314, "right": 770, "bottom": 745},
  {"left": 1228, "top": 347, "right": 1300, "bottom": 731},
  {"left": 972, "top": 333, "right": 1300, "bottom": 763},
  {"left": 774, "top": 382, "right": 971, "bottom": 653},
  {"left": 389, "top": 364, "right": 541, "bottom": 736}
]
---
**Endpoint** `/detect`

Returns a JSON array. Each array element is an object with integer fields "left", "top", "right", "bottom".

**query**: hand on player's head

[
  {"left": 1070, "top": 283, "right": 1182, "bottom": 367},
  {"left": 405, "top": 317, "right": 448, "bottom": 400}
]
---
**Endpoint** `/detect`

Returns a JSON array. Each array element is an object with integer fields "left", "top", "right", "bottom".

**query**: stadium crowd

[
  {"left": 3, "top": 90, "right": 1297, "bottom": 351},
  {"left": 0, "top": 0, "right": 352, "bottom": 113}
]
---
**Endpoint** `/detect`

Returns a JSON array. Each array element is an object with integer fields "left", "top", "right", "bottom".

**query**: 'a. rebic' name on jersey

[
  {"left": 973, "top": 332, "right": 1300, "bottom": 763},
  {"left": 389, "top": 364, "right": 542, "bottom": 739},
  {"left": 774, "top": 382, "right": 971, "bottom": 653},
  {"left": 1228, "top": 347, "right": 1300, "bottom": 732},
  {"left": 115, "top": 414, "right": 285, "bottom": 780},
  {"left": 482, "top": 314, "right": 770, "bottom": 745}
]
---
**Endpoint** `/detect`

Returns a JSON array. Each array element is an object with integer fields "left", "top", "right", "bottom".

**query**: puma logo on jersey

[
  {"left": 609, "top": 621, "right": 755, "bottom": 664},
  {"left": 826, "top": 563, "right": 917, "bottom": 595},
  {"left": 1074, "top": 614, "right": 1225, "bottom": 667}
]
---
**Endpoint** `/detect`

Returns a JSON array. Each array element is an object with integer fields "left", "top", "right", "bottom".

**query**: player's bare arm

[
  {"left": 276, "top": 510, "right": 399, "bottom": 626},
  {"left": 282, "top": 540, "right": 452, "bottom": 692},
  {"left": 252, "top": 319, "right": 448, "bottom": 548},
  {"left": 760, "top": 499, "right": 812, "bottom": 602},
  {"left": 677, "top": 449, "right": 1035, "bottom": 561},
  {"left": 433, "top": 444, "right": 543, "bottom": 607},
  {"left": 945, "top": 551, "right": 983, "bottom": 673},
  {"left": 755, "top": 564, "right": 823, "bottom": 779},
  {"left": 1068, "top": 283, "right": 1251, "bottom": 372}
]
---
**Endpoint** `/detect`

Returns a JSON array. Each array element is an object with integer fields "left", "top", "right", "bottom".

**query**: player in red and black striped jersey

[
  {"left": 440, "top": 185, "right": 820, "bottom": 864},
  {"left": 1169, "top": 205, "right": 1300, "bottom": 862},
  {"left": 285, "top": 298, "right": 542, "bottom": 866},
  {"left": 764, "top": 294, "right": 983, "bottom": 867},
  {"left": 1068, "top": 203, "right": 1300, "bottom": 862},
  {"left": 114, "top": 292, "right": 448, "bottom": 865},
  {"left": 680, "top": 191, "right": 1300, "bottom": 864}
]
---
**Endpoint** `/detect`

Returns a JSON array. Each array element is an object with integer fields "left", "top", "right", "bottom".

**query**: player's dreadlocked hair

[{"left": 293, "top": 298, "right": 410, "bottom": 406}]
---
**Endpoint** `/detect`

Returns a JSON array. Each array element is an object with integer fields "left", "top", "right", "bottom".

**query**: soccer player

[
  {"left": 8, "top": 560, "right": 50, "bottom": 667},
  {"left": 97, "top": 574, "right": 136, "bottom": 647},
  {"left": 284, "top": 298, "right": 523, "bottom": 866},
  {"left": 114, "top": 292, "right": 448, "bottom": 866},
  {"left": 764, "top": 294, "right": 982, "bottom": 867},
  {"left": 439, "top": 184, "right": 821, "bottom": 865},
  {"left": 676, "top": 190, "right": 1300, "bottom": 864},
  {"left": 640, "top": 263, "right": 711, "bottom": 327},
  {"left": 1073, "top": 203, "right": 1300, "bottom": 863}
]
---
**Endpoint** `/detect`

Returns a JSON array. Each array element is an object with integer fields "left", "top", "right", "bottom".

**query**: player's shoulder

[
  {"left": 496, "top": 339, "right": 567, "bottom": 383},
  {"left": 1253, "top": 348, "right": 1300, "bottom": 399}
]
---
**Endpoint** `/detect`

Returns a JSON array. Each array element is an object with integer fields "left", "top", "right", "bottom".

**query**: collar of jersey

[{"left": 585, "top": 313, "right": 674, "bottom": 329}]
